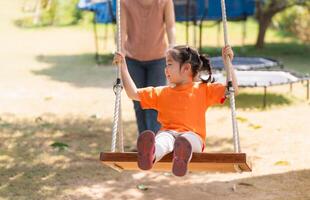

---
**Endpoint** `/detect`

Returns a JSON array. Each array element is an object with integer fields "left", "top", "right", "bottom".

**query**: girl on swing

[{"left": 113, "top": 45, "right": 237, "bottom": 177}]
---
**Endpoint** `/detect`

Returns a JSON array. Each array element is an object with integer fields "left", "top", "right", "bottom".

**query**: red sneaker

[
  {"left": 172, "top": 136, "right": 192, "bottom": 177},
  {"left": 137, "top": 130, "right": 155, "bottom": 170}
]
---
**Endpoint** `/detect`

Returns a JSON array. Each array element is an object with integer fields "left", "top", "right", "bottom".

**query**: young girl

[{"left": 113, "top": 45, "right": 237, "bottom": 177}]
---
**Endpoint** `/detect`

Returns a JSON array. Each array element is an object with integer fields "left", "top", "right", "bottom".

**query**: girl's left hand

[
  {"left": 222, "top": 45, "right": 234, "bottom": 62},
  {"left": 113, "top": 52, "right": 125, "bottom": 66}
]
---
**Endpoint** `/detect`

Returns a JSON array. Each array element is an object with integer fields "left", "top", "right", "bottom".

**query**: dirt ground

[{"left": 0, "top": 1, "right": 310, "bottom": 200}]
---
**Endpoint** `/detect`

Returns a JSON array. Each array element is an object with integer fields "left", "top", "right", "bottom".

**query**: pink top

[{"left": 122, "top": 0, "right": 173, "bottom": 61}]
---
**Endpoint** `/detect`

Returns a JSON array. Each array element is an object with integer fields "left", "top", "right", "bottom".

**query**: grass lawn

[{"left": 91, "top": 19, "right": 309, "bottom": 74}]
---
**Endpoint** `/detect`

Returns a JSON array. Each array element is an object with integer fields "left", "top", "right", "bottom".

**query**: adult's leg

[
  {"left": 154, "top": 131, "right": 175, "bottom": 162},
  {"left": 126, "top": 57, "right": 146, "bottom": 134},
  {"left": 144, "top": 58, "right": 167, "bottom": 133}
]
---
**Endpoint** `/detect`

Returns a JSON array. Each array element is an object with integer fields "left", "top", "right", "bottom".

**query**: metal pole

[
  {"left": 217, "top": 22, "right": 221, "bottom": 47},
  {"left": 199, "top": 20, "right": 203, "bottom": 52},
  {"left": 307, "top": 80, "right": 309, "bottom": 100},
  {"left": 103, "top": 24, "right": 108, "bottom": 51},
  {"left": 193, "top": 1, "right": 197, "bottom": 48},
  {"left": 220, "top": 0, "right": 241, "bottom": 153},
  {"left": 263, "top": 86, "right": 267, "bottom": 109},
  {"left": 186, "top": 0, "right": 190, "bottom": 45},
  {"left": 242, "top": 20, "right": 246, "bottom": 46},
  {"left": 93, "top": 14, "right": 99, "bottom": 63}
]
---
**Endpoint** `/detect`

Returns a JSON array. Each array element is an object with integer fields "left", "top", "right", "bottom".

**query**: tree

[{"left": 255, "top": 0, "right": 309, "bottom": 48}]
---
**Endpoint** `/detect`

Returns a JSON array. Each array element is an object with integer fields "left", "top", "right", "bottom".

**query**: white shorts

[{"left": 154, "top": 130, "right": 204, "bottom": 162}]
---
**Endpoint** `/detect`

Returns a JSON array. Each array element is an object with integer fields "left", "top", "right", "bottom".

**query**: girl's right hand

[
  {"left": 222, "top": 45, "right": 234, "bottom": 62},
  {"left": 113, "top": 52, "right": 125, "bottom": 66}
]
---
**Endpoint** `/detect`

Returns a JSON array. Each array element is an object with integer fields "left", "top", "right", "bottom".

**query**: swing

[
  {"left": 101, "top": 152, "right": 251, "bottom": 172},
  {"left": 100, "top": 0, "right": 252, "bottom": 173}
]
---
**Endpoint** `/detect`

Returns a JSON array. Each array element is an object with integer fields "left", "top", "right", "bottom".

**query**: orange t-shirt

[{"left": 137, "top": 82, "right": 226, "bottom": 142}]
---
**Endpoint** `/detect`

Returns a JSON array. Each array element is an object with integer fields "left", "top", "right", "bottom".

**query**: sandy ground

[{"left": 0, "top": 1, "right": 310, "bottom": 200}]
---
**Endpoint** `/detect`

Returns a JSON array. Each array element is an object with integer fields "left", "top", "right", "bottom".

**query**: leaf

[
  {"left": 248, "top": 123, "right": 262, "bottom": 129},
  {"left": 237, "top": 116, "right": 248, "bottom": 123},
  {"left": 44, "top": 96, "right": 53, "bottom": 101},
  {"left": 163, "top": 172, "right": 171, "bottom": 176},
  {"left": 136, "top": 184, "right": 148, "bottom": 191},
  {"left": 238, "top": 182, "right": 254, "bottom": 187},
  {"left": 274, "top": 161, "right": 290, "bottom": 166},
  {"left": 90, "top": 114, "right": 97, "bottom": 119},
  {"left": 50, "top": 142, "right": 69, "bottom": 151},
  {"left": 35, "top": 117, "right": 43, "bottom": 123}
]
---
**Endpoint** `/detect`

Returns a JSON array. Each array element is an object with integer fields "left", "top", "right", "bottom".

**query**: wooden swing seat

[{"left": 100, "top": 152, "right": 252, "bottom": 173}]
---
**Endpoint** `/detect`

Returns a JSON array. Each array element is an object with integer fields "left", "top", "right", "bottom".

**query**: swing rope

[
  {"left": 220, "top": 0, "right": 241, "bottom": 153},
  {"left": 111, "top": 0, "right": 124, "bottom": 152}
]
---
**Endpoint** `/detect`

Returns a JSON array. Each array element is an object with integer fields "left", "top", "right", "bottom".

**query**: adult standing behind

[{"left": 121, "top": 0, "right": 176, "bottom": 135}]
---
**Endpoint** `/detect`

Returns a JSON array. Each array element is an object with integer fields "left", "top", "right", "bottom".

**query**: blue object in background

[
  {"left": 78, "top": 0, "right": 116, "bottom": 23},
  {"left": 77, "top": 0, "right": 255, "bottom": 24},
  {"left": 174, "top": 0, "right": 255, "bottom": 22},
  {"left": 78, "top": 0, "right": 255, "bottom": 23},
  {"left": 206, "top": 0, "right": 255, "bottom": 20}
]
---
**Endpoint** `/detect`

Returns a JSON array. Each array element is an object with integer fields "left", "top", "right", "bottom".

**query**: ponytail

[{"left": 199, "top": 54, "right": 214, "bottom": 83}]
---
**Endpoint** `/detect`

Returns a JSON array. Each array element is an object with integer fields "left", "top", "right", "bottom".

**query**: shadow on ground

[
  {"left": 0, "top": 114, "right": 132, "bottom": 199},
  {"left": 33, "top": 54, "right": 116, "bottom": 88},
  {"left": 0, "top": 114, "right": 245, "bottom": 199},
  {"left": 0, "top": 114, "right": 309, "bottom": 199},
  {"left": 82, "top": 169, "right": 310, "bottom": 200}
]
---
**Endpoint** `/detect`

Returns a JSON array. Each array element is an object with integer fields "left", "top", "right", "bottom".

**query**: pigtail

[{"left": 199, "top": 54, "right": 214, "bottom": 83}]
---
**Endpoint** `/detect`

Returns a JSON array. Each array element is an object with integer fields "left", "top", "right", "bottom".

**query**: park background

[{"left": 0, "top": 0, "right": 309, "bottom": 199}]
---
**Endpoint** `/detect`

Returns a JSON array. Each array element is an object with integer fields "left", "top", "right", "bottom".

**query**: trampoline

[
  {"left": 210, "top": 56, "right": 282, "bottom": 71},
  {"left": 202, "top": 71, "right": 310, "bottom": 107},
  {"left": 212, "top": 71, "right": 298, "bottom": 87},
  {"left": 173, "top": 0, "right": 255, "bottom": 49}
]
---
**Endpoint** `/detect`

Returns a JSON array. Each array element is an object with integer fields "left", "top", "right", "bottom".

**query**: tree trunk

[
  {"left": 254, "top": 0, "right": 295, "bottom": 49},
  {"left": 255, "top": 17, "right": 272, "bottom": 49}
]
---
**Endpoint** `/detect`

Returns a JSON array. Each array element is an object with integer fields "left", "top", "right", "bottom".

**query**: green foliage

[
  {"left": 50, "top": 142, "right": 69, "bottom": 151},
  {"left": 16, "top": 0, "right": 86, "bottom": 27},
  {"left": 274, "top": 6, "right": 310, "bottom": 43},
  {"left": 202, "top": 43, "right": 310, "bottom": 57},
  {"left": 51, "top": 0, "right": 81, "bottom": 26},
  {"left": 96, "top": 42, "right": 310, "bottom": 75},
  {"left": 97, "top": 54, "right": 114, "bottom": 65}
]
